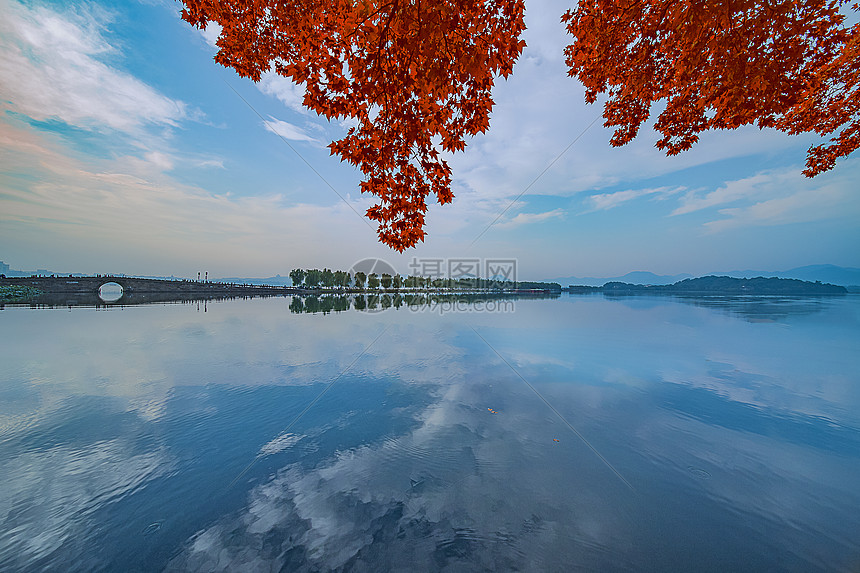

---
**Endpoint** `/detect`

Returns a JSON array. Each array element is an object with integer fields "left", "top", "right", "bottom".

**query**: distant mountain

[
  {"left": 552, "top": 265, "right": 860, "bottom": 287},
  {"left": 708, "top": 265, "right": 860, "bottom": 286},
  {"left": 217, "top": 275, "right": 293, "bottom": 286},
  {"left": 549, "top": 271, "right": 693, "bottom": 287},
  {"left": 602, "top": 276, "right": 847, "bottom": 295},
  {"left": 1, "top": 261, "right": 189, "bottom": 281}
]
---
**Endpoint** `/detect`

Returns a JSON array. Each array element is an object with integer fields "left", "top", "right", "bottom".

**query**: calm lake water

[{"left": 1, "top": 294, "right": 859, "bottom": 571}]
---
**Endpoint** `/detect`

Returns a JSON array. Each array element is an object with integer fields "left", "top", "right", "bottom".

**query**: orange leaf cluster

[
  {"left": 181, "top": 1, "right": 858, "bottom": 250},
  {"left": 181, "top": 0, "right": 526, "bottom": 250},
  {"left": 563, "top": 1, "right": 860, "bottom": 176}
]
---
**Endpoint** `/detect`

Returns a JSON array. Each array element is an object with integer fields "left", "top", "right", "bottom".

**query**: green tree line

[{"left": 289, "top": 267, "right": 561, "bottom": 292}]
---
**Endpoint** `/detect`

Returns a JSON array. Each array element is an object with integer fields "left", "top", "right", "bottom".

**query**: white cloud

[
  {"left": 495, "top": 208, "right": 565, "bottom": 229},
  {"left": 259, "top": 433, "right": 302, "bottom": 456},
  {"left": 0, "top": 0, "right": 187, "bottom": 135},
  {"left": 662, "top": 160, "right": 860, "bottom": 232},
  {"left": 0, "top": 120, "right": 383, "bottom": 276},
  {"left": 672, "top": 171, "right": 790, "bottom": 216},
  {"left": 195, "top": 158, "right": 226, "bottom": 169},
  {"left": 259, "top": 72, "right": 308, "bottom": 114},
  {"left": 0, "top": 439, "right": 172, "bottom": 567},
  {"left": 704, "top": 183, "right": 852, "bottom": 233},
  {"left": 198, "top": 21, "right": 221, "bottom": 49},
  {"left": 586, "top": 186, "right": 686, "bottom": 212},
  {"left": 144, "top": 150, "right": 174, "bottom": 171},
  {"left": 264, "top": 116, "right": 320, "bottom": 144}
]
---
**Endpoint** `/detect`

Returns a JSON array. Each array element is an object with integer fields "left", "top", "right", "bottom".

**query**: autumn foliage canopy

[{"left": 180, "top": 0, "right": 859, "bottom": 250}]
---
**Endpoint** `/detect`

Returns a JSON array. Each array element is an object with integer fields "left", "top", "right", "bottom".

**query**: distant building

[{"left": 0, "top": 261, "right": 9, "bottom": 274}]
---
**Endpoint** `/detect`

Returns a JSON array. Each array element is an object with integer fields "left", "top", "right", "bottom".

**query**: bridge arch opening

[{"left": 98, "top": 282, "right": 124, "bottom": 303}]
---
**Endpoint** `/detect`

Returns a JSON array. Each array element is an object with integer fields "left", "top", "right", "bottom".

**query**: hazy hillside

[
  {"left": 709, "top": 264, "right": 860, "bottom": 286},
  {"left": 602, "top": 276, "right": 847, "bottom": 295},
  {"left": 550, "top": 271, "right": 693, "bottom": 287},
  {"left": 553, "top": 265, "right": 860, "bottom": 287}
]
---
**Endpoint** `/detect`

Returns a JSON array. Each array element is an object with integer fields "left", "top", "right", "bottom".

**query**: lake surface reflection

[{"left": 1, "top": 294, "right": 858, "bottom": 571}]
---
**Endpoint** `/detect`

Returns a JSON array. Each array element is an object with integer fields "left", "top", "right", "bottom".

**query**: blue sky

[{"left": 1, "top": 0, "right": 859, "bottom": 281}]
